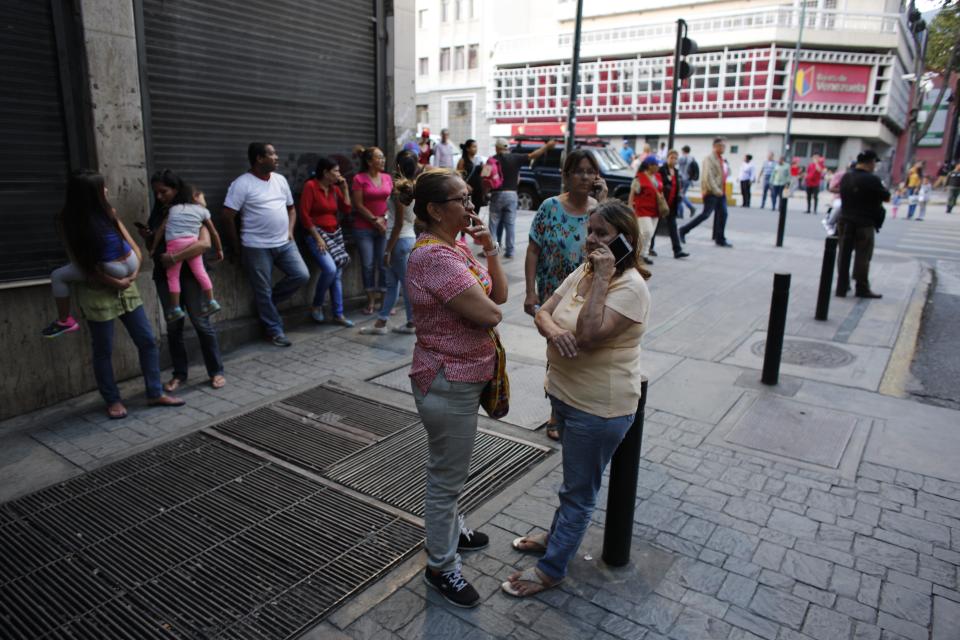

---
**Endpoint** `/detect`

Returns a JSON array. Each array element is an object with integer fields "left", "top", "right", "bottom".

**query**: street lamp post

[
  {"left": 782, "top": 1, "right": 807, "bottom": 161},
  {"left": 564, "top": 0, "right": 585, "bottom": 156}
]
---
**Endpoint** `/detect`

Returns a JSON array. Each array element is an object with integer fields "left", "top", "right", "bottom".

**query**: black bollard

[
  {"left": 776, "top": 195, "right": 787, "bottom": 247},
  {"left": 815, "top": 236, "right": 838, "bottom": 321},
  {"left": 762, "top": 273, "right": 791, "bottom": 385},
  {"left": 602, "top": 379, "right": 647, "bottom": 567}
]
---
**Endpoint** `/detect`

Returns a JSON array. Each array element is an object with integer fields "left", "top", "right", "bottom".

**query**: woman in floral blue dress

[{"left": 524, "top": 149, "right": 607, "bottom": 439}]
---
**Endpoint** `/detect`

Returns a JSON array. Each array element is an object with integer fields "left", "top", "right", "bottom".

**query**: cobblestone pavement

[
  {"left": 327, "top": 411, "right": 960, "bottom": 640},
  {"left": 3, "top": 212, "right": 958, "bottom": 639}
]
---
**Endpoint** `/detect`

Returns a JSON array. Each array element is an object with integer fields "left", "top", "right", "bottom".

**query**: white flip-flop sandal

[
  {"left": 511, "top": 533, "right": 548, "bottom": 554},
  {"left": 500, "top": 566, "right": 562, "bottom": 598}
]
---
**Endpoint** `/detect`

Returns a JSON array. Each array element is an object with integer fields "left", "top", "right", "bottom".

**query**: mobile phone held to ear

[{"left": 607, "top": 233, "right": 634, "bottom": 265}]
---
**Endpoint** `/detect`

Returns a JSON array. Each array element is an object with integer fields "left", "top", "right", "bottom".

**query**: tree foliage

[{"left": 926, "top": 1, "right": 960, "bottom": 72}]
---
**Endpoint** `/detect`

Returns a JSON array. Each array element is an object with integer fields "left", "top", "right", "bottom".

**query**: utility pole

[
  {"left": 903, "top": 2, "right": 929, "bottom": 180},
  {"left": 782, "top": 0, "right": 807, "bottom": 161},
  {"left": 564, "top": 0, "right": 585, "bottom": 156}
]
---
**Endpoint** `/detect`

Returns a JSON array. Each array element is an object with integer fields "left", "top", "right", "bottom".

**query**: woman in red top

[
  {"left": 299, "top": 157, "right": 355, "bottom": 327},
  {"left": 631, "top": 158, "right": 662, "bottom": 265},
  {"left": 651, "top": 149, "right": 690, "bottom": 259}
]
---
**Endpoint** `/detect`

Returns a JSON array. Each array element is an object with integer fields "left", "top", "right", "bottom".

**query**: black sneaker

[
  {"left": 457, "top": 515, "right": 489, "bottom": 552},
  {"left": 423, "top": 566, "right": 481, "bottom": 608},
  {"left": 271, "top": 334, "right": 292, "bottom": 347}
]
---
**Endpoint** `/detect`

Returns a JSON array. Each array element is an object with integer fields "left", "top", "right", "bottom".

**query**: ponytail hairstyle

[
  {"left": 394, "top": 150, "right": 420, "bottom": 207},
  {"left": 412, "top": 168, "right": 460, "bottom": 225},
  {"left": 460, "top": 139, "right": 477, "bottom": 156},
  {"left": 314, "top": 156, "right": 340, "bottom": 182},
  {"left": 589, "top": 199, "right": 651, "bottom": 280},
  {"left": 358, "top": 146, "right": 383, "bottom": 172},
  {"left": 59, "top": 170, "right": 120, "bottom": 274}
]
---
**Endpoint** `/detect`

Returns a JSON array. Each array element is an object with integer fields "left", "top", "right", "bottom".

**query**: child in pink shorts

[{"left": 152, "top": 190, "right": 223, "bottom": 322}]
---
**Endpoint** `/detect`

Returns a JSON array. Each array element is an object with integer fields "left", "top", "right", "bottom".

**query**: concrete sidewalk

[{"left": 2, "top": 209, "right": 958, "bottom": 640}]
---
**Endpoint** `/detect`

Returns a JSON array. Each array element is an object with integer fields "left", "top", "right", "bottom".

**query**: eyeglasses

[
  {"left": 436, "top": 195, "right": 472, "bottom": 207},
  {"left": 571, "top": 170, "right": 598, "bottom": 178}
]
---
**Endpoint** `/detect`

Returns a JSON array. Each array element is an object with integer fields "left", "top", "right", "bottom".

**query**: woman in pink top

[
  {"left": 406, "top": 169, "right": 508, "bottom": 608},
  {"left": 351, "top": 146, "right": 394, "bottom": 314}
]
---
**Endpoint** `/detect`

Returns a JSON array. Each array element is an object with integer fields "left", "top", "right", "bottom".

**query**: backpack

[
  {"left": 828, "top": 170, "right": 845, "bottom": 194},
  {"left": 687, "top": 158, "right": 700, "bottom": 182},
  {"left": 482, "top": 156, "right": 504, "bottom": 192}
]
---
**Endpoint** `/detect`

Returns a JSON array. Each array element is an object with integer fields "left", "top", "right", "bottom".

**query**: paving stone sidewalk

[{"left": 2, "top": 210, "right": 958, "bottom": 639}]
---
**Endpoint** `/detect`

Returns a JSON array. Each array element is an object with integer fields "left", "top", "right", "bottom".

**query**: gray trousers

[
  {"left": 51, "top": 253, "right": 140, "bottom": 297},
  {"left": 412, "top": 369, "right": 485, "bottom": 572}
]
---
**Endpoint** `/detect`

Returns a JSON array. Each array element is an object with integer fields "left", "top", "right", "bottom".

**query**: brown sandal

[
  {"left": 210, "top": 374, "right": 226, "bottom": 389},
  {"left": 148, "top": 395, "right": 185, "bottom": 407},
  {"left": 163, "top": 377, "right": 182, "bottom": 393},
  {"left": 106, "top": 402, "right": 127, "bottom": 420}
]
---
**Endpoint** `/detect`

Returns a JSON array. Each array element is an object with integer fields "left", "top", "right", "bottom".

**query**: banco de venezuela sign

[{"left": 794, "top": 62, "right": 871, "bottom": 104}]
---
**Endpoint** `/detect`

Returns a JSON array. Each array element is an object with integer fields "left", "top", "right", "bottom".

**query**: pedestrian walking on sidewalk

[
  {"left": 770, "top": 157, "right": 790, "bottom": 211},
  {"left": 836, "top": 149, "right": 890, "bottom": 299},
  {"left": 631, "top": 158, "right": 662, "bottom": 264},
  {"left": 651, "top": 149, "right": 689, "bottom": 259},
  {"left": 299, "top": 156, "right": 355, "bottom": 328},
  {"left": 53, "top": 170, "right": 184, "bottom": 419},
  {"left": 222, "top": 142, "right": 309, "bottom": 347},
  {"left": 486, "top": 137, "right": 557, "bottom": 258},
  {"left": 145, "top": 170, "right": 226, "bottom": 393},
  {"left": 680, "top": 137, "right": 732, "bottom": 247},
  {"left": 946, "top": 163, "right": 960, "bottom": 213},
  {"left": 407, "top": 169, "right": 508, "bottom": 609},
  {"left": 916, "top": 176, "right": 932, "bottom": 221},
  {"left": 352, "top": 146, "right": 394, "bottom": 316},
  {"left": 906, "top": 162, "right": 923, "bottom": 219},
  {"left": 524, "top": 149, "right": 608, "bottom": 441},
  {"left": 760, "top": 152, "right": 776, "bottom": 209},
  {"left": 504, "top": 200, "right": 651, "bottom": 598},
  {"left": 738, "top": 154, "right": 755, "bottom": 208},
  {"left": 676, "top": 146, "right": 698, "bottom": 219},
  {"left": 456, "top": 139, "right": 486, "bottom": 214},
  {"left": 433, "top": 129, "right": 456, "bottom": 169},
  {"left": 805, "top": 154, "right": 826, "bottom": 214}
]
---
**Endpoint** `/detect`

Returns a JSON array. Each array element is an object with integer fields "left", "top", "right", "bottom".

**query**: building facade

[
  {"left": 415, "top": 0, "right": 916, "bottom": 173},
  {"left": 0, "top": 0, "right": 415, "bottom": 420}
]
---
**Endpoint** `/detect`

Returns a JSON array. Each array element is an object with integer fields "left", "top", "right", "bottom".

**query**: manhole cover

[{"left": 750, "top": 339, "right": 855, "bottom": 369}]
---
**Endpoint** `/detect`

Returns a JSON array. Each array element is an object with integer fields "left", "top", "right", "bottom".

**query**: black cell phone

[{"left": 607, "top": 233, "right": 634, "bottom": 266}]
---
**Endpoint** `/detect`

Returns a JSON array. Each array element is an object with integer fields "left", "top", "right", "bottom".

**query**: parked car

[{"left": 510, "top": 137, "right": 635, "bottom": 210}]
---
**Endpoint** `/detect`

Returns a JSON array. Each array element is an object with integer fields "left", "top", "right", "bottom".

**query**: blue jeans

[
  {"left": 488, "top": 190, "right": 519, "bottom": 257},
  {"left": 538, "top": 396, "right": 634, "bottom": 581},
  {"left": 306, "top": 235, "right": 344, "bottom": 316},
  {"left": 87, "top": 304, "right": 163, "bottom": 404},
  {"left": 679, "top": 182, "right": 695, "bottom": 217},
  {"left": 771, "top": 185, "right": 785, "bottom": 210},
  {"left": 242, "top": 241, "right": 309, "bottom": 338},
  {"left": 153, "top": 269, "right": 223, "bottom": 381},
  {"left": 680, "top": 194, "right": 729, "bottom": 245},
  {"left": 380, "top": 236, "right": 414, "bottom": 323},
  {"left": 760, "top": 178, "right": 773, "bottom": 209},
  {"left": 354, "top": 228, "right": 386, "bottom": 293},
  {"left": 907, "top": 187, "right": 918, "bottom": 219}
]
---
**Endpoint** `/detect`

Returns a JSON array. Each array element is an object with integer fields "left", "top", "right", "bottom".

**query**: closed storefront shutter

[
  {"left": 140, "top": 0, "right": 378, "bottom": 213},
  {"left": 0, "top": 1, "right": 81, "bottom": 283}
]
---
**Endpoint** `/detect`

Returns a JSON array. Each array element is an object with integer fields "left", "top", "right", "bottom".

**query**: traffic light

[
  {"left": 678, "top": 35, "right": 697, "bottom": 80},
  {"left": 907, "top": 5, "right": 926, "bottom": 35}
]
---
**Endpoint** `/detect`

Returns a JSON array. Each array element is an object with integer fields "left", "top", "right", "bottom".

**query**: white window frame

[
  {"left": 418, "top": 57, "right": 429, "bottom": 76},
  {"left": 441, "top": 94, "right": 477, "bottom": 141}
]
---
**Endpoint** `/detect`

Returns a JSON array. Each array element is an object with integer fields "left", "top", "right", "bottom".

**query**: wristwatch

[{"left": 483, "top": 243, "right": 501, "bottom": 257}]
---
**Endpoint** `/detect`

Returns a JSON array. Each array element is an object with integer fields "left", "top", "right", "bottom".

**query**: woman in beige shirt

[{"left": 503, "top": 199, "right": 651, "bottom": 597}]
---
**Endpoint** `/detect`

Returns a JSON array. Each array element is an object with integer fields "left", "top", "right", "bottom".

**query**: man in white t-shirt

[
  {"left": 433, "top": 129, "right": 456, "bottom": 169},
  {"left": 222, "top": 142, "right": 309, "bottom": 347}
]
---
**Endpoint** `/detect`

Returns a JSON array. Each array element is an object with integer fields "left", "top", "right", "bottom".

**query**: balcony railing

[
  {"left": 494, "top": 5, "right": 903, "bottom": 60},
  {"left": 489, "top": 47, "right": 898, "bottom": 122}
]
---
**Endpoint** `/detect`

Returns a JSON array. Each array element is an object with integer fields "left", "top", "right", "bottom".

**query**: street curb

[{"left": 879, "top": 263, "right": 932, "bottom": 397}]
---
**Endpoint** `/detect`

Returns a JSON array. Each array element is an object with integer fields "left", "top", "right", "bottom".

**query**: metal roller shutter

[
  {"left": 140, "top": 0, "right": 378, "bottom": 211},
  {"left": 0, "top": 1, "right": 75, "bottom": 283}
]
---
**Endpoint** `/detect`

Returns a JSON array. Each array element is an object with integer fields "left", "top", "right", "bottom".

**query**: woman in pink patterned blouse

[{"left": 406, "top": 169, "right": 508, "bottom": 608}]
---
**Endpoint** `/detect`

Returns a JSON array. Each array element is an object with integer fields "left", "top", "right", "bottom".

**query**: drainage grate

[
  {"left": 212, "top": 406, "right": 371, "bottom": 472},
  {"left": 325, "top": 426, "right": 551, "bottom": 517},
  {"left": 0, "top": 433, "right": 423, "bottom": 640},
  {"left": 281, "top": 385, "right": 421, "bottom": 437}
]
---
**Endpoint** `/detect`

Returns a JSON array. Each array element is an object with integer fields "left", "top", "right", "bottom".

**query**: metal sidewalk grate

[
  {"left": 212, "top": 406, "right": 370, "bottom": 473},
  {"left": 280, "top": 385, "right": 421, "bottom": 437},
  {"left": 325, "top": 426, "right": 551, "bottom": 517},
  {"left": 0, "top": 433, "right": 423, "bottom": 640}
]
